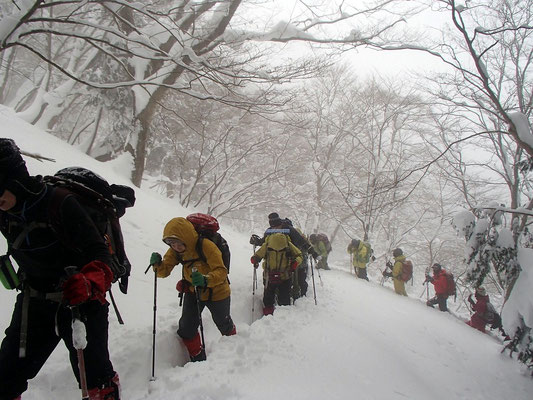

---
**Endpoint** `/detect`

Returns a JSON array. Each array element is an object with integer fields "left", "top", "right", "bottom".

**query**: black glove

[
  {"left": 250, "top": 234, "right": 263, "bottom": 246},
  {"left": 386, "top": 261, "right": 393, "bottom": 269},
  {"left": 382, "top": 271, "right": 392, "bottom": 277},
  {"left": 309, "top": 247, "right": 319, "bottom": 259}
]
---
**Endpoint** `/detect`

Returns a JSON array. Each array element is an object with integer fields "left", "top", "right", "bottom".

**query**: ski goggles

[{"left": 163, "top": 237, "right": 185, "bottom": 247}]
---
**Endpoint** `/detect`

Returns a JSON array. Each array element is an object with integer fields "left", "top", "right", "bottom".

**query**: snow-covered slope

[{"left": 1, "top": 106, "right": 532, "bottom": 399}]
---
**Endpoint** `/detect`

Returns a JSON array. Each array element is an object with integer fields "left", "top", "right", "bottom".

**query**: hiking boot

[{"left": 190, "top": 348, "right": 206, "bottom": 362}]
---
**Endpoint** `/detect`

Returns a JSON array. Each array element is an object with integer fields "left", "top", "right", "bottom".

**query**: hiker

[
  {"left": 0, "top": 139, "right": 120, "bottom": 399},
  {"left": 425, "top": 263, "right": 449, "bottom": 311},
  {"left": 252, "top": 213, "right": 320, "bottom": 298},
  {"left": 382, "top": 248, "right": 408, "bottom": 296},
  {"left": 347, "top": 238, "right": 374, "bottom": 281},
  {"left": 251, "top": 225, "right": 303, "bottom": 315},
  {"left": 466, "top": 287, "right": 490, "bottom": 333},
  {"left": 309, "top": 233, "right": 331, "bottom": 270},
  {"left": 150, "top": 217, "right": 235, "bottom": 362},
  {"left": 280, "top": 217, "right": 316, "bottom": 298}
]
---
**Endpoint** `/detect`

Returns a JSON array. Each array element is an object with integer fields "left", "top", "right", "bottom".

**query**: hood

[{"left": 163, "top": 217, "right": 199, "bottom": 257}]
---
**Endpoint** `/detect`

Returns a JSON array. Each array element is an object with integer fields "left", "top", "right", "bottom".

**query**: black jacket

[{"left": 0, "top": 181, "right": 112, "bottom": 291}]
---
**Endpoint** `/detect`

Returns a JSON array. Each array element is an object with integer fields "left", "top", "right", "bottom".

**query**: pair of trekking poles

[
  {"left": 144, "top": 262, "right": 206, "bottom": 381},
  {"left": 251, "top": 248, "right": 319, "bottom": 324}
]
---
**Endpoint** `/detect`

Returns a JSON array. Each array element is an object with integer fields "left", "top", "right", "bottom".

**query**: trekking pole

[
  {"left": 380, "top": 261, "right": 391, "bottom": 286},
  {"left": 65, "top": 266, "right": 89, "bottom": 400},
  {"left": 309, "top": 255, "right": 317, "bottom": 305},
  {"left": 350, "top": 253, "right": 354, "bottom": 275},
  {"left": 251, "top": 244, "right": 257, "bottom": 323},
  {"left": 108, "top": 288, "right": 124, "bottom": 325},
  {"left": 144, "top": 263, "right": 157, "bottom": 381},
  {"left": 192, "top": 267, "right": 206, "bottom": 359}
]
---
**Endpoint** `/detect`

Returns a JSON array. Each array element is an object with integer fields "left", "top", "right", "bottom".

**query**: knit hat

[
  {"left": 0, "top": 139, "right": 43, "bottom": 204},
  {"left": 0, "top": 139, "right": 29, "bottom": 194},
  {"left": 392, "top": 248, "right": 403, "bottom": 257},
  {"left": 268, "top": 212, "right": 283, "bottom": 227},
  {"left": 432, "top": 263, "right": 442, "bottom": 271}
]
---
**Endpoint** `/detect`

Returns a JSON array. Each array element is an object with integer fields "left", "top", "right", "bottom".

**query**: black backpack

[{"left": 44, "top": 167, "right": 135, "bottom": 294}]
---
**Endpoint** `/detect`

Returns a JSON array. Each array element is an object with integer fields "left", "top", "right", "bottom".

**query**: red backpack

[
  {"left": 400, "top": 260, "right": 413, "bottom": 282},
  {"left": 186, "top": 213, "right": 230, "bottom": 272},
  {"left": 445, "top": 271, "right": 456, "bottom": 296}
]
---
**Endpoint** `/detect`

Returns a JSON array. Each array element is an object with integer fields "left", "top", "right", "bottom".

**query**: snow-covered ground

[{"left": 1, "top": 105, "right": 532, "bottom": 399}]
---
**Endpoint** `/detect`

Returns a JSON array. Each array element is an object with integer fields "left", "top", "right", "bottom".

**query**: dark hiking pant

[
  {"left": 263, "top": 279, "right": 292, "bottom": 307},
  {"left": 427, "top": 295, "right": 448, "bottom": 312},
  {"left": 297, "top": 262, "right": 308, "bottom": 297},
  {"left": 0, "top": 293, "right": 115, "bottom": 400},
  {"left": 356, "top": 267, "right": 369, "bottom": 281},
  {"left": 177, "top": 293, "right": 234, "bottom": 340}
]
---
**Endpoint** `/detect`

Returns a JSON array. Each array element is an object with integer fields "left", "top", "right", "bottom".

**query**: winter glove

[
  {"left": 251, "top": 256, "right": 261, "bottom": 268},
  {"left": 309, "top": 247, "right": 319, "bottom": 259},
  {"left": 290, "top": 260, "right": 299, "bottom": 272},
  {"left": 371, "top": 255, "right": 376, "bottom": 262},
  {"left": 150, "top": 252, "right": 162, "bottom": 267},
  {"left": 191, "top": 271, "right": 207, "bottom": 287},
  {"left": 63, "top": 261, "right": 113, "bottom": 306},
  {"left": 382, "top": 271, "right": 392, "bottom": 278},
  {"left": 176, "top": 279, "right": 190, "bottom": 293},
  {"left": 316, "top": 256, "right": 322, "bottom": 262},
  {"left": 386, "top": 261, "right": 393, "bottom": 269},
  {"left": 250, "top": 234, "right": 263, "bottom": 246}
]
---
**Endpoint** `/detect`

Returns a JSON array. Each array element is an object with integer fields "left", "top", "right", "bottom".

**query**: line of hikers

[{"left": 0, "top": 138, "right": 505, "bottom": 400}]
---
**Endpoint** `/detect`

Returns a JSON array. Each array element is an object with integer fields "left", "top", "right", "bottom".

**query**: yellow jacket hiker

[
  {"left": 151, "top": 217, "right": 235, "bottom": 363},
  {"left": 251, "top": 230, "right": 303, "bottom": 315}
]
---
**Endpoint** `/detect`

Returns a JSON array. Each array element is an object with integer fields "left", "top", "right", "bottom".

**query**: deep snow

[{"left": 0, "top": 105, "right": 532, "bottom": 399}]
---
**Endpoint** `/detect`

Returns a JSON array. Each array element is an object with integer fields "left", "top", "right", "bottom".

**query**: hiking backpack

[
  {"left": 444, "top": 271, "right": 456, "bottom": 297},
  {"left": 263, "top": 229, "right": 293, "bottom": 279},
  {"left": 317, "top": 233, "right": 332, "bottom": 253},
  {"left": 186, "top": 213, "right": 230, "bottom": 272},
  {"left": 44, "top": 167, "right": 135, "bottom": 294},
  {"left": 483, "top": 302, "right": 502, "bottom": 329},
  {"left": 400, "top": 260, "right": 413, "bottom": 282}
]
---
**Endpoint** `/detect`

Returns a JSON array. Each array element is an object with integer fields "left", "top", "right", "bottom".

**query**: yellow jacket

[
  {"left": 348, "top": 241, "right": 371, "bottom": 269},
  {"left": 392, "top": 255, "right": 406, "bottom": 280},
  {"left": 157, "top": 217, "right": 230, "bottom": 301}
]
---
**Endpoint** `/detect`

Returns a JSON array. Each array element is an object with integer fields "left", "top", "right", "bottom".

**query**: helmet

[{"left": 392, "top": 248, "right": 403, "bottom": 257}]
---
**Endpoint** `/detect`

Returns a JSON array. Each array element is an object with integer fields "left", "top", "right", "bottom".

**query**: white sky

[{"left": 1, "top": 105, "right": 532, "bottom": 399}]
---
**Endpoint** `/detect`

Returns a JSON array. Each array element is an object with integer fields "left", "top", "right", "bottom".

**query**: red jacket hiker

[
  {"left": 426, "top": 263, "right": 449, "bottom": 312},
  {"left": 466, "top": 287, "right": 490, "bottom": 333}
]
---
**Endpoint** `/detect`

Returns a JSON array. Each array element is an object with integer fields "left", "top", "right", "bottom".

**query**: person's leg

[
  {"left": 177, "top": 293, "right": 205, "bottom": 360},
  {"left": 59, "top": 301, "right": 117, "bottom": 394},
  {"left": 262, "top": 283, "right": 276, "bottom": 315},
  {"left": 0, "top": 294, "right": 60, "bottom": 400},
  {"left": 205, "top": 297, "right": 235, "bottom": 336},
  {"left": 277, "top": 279, "right": 292, "bottom": 306}
]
